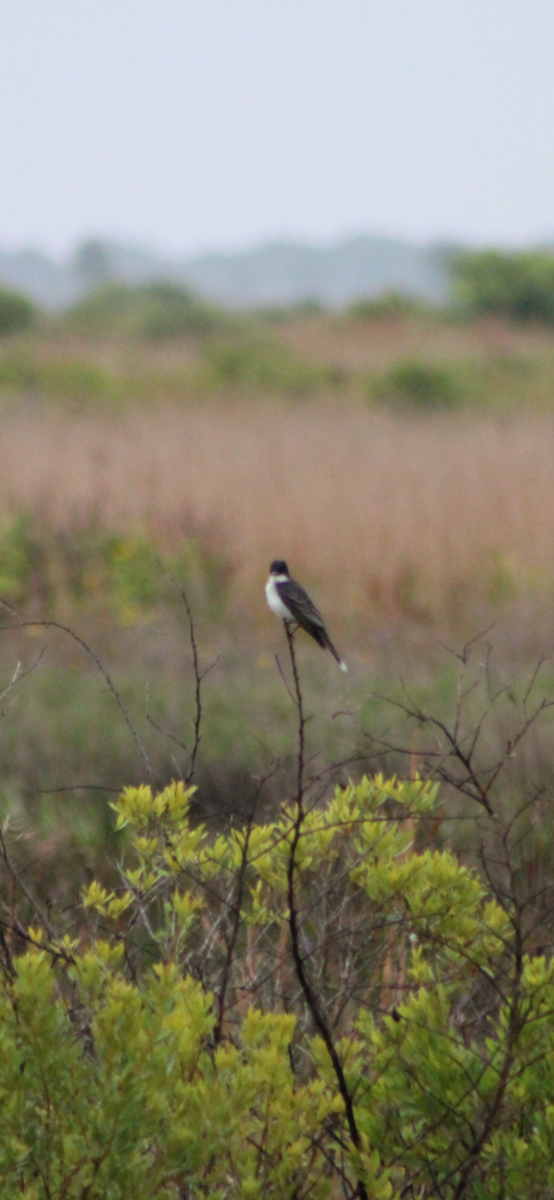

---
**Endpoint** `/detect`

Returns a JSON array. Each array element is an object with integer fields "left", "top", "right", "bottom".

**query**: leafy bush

[
  {"left": 64, "top": 280, "right": 227, "bottom": 340},
  {"left": 0, "top": 286, "right": 36, "bottom": 334},
  {"left": 0, "top": 514, "right": 229, "bottom": 621},
  {"left": 65, "top": 281, "right": 138, "bottom": 333},
  {"left": 0, "top": 513, "right": 34, "bottom": 601},
  {"left": 371, "top": 358, "right": 461, "bottom": 409},
  {"left": 451, "top": 248, "right": 554, "bottom": 322},
  {"left": 2, "top": 771, "right": 554, "bottom": 1198},
  {"left": 138, "top": 281, "right": 226, "bottom": 339},
  {"left": 347, "top": 290, "right": 425, "bottom": 320},
  {"left": 0, "top": 348, "right": 121, "bottom": 403},
  {"left": 202, "top": 335, "right": 326, "bottom": 395}
]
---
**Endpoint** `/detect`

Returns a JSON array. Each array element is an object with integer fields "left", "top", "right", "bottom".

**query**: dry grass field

[
  {"left": 2, "top": 397, "right": 554, "bottom": 639},
  {"left": 278, "top": 309, "right": 554, "bottom": 371}
]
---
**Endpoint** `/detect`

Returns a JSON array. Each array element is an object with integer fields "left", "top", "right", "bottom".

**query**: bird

[{"left": 265, "top": 560, "right": 347, "bottom": 671}]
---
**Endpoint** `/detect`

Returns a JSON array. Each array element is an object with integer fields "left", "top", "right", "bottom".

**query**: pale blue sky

[{"left": 1, "top": 0, "right": 553, "bottom": 255}]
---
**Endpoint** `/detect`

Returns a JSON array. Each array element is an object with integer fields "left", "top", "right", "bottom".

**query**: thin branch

[
  {"left": 0, "top": 620, "right": 153, "bottom": 781},
  {"left": 283, "top": 627, "right": 369, "bottom": 1200},
  {"left": 213, "top": 817, "right": 254, "bottom": 1046}
]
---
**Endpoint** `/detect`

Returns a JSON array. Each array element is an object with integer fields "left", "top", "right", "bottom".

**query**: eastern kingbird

[{"left": 265, "top": 560, "right": 347, "bottom": 671}]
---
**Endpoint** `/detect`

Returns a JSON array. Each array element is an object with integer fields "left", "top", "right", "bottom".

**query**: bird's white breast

[{"left": 265, "top": 576, "right": 292, "bottom": 620}]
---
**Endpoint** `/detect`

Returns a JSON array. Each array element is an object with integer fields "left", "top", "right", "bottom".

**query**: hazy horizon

[
  {"left": 1, "top": 229, "right": 551, "bottom": 264},
  {"left": 1, "top": 1, "right": 553, "bottom": 257}
]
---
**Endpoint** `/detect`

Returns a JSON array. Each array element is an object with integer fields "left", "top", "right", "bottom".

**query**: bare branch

[{"left": 0, "top": 619, "right": 153, "bottom": 781}]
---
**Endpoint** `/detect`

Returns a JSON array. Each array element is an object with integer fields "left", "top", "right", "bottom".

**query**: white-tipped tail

[{"left": 325, "top": 636, "right": 348, "bottom": 672}]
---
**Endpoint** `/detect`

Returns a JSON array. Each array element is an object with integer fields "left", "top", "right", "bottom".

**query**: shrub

[
  {"left": 138, "top": 281, "right": 226, "bottom": 339},
  {"left": 64, "top": 280, "right": 227, "bottom": 340},
  {"left": 0, "top": 513, "right": 34, "bottom": 601},
  {"left": 347, "top": 290, "right": 425, "bottom": 319},
  {"left": 64, "top": 281, "right": 139, "bottom": 333},
  {"left": 0, "top": 514, "right": 229, "bottom": 621},
  {"left": 451, "top": 248, "right": 554, "bottom": 322},
  {"left": 0, "top": 286, "right": 36, "bottom": 334},
  {"left": 371, "top": 358, "right": 461, "bottom": 409},
  {"left": 202, "top": 335, "right": 325, "bottom": 395},
  {"left": 2, "top": 771, "right": 554, "bottom": 1198},
  {"left": 0, "top": 348, "right": 120, "bottom": 403}
]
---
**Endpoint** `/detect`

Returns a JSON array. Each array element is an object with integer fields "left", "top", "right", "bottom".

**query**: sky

[{"left": 1, "top": 0, "right": 553, "bottom": 257}]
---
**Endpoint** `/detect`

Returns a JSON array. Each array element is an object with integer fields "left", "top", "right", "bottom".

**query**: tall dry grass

[
  {"left": 278, "top": 311, "right": 554, "bottom": 370},
  {"left": 2, "top": 399, "right": 554, "bottom": 628}
]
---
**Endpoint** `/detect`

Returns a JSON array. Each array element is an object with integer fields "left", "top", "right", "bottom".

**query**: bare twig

[
  {"left": 213, "top": 817, "right": 253, "bottom": 1046},
  {"left": 0, "top": 830, "right": 57, "bottom": 941},
  {"left": 145, "top": 576, "right": 217, "bottom": 785},
  {"left": 283, "top": 626, "right": 369, "bottom": 1200},
  {"left": 0, "top": 620, "right": 153, "bottom": 782}
]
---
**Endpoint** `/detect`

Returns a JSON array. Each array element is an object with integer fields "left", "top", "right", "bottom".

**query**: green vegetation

[
  {"left": 371, "top": 358, "right": 461, "bottom": 409},
  {"left": 2, "top": 265, "right": 554, "bottom": 1196},
  {"left": 0, "top": 498, "right": 553, "bottom": 1194},
  {"left": 0, "top": 285, "right": 36, "bottom": 334},
  {"left": 0, "top": 347, "right": 124, "bottom": 403},
  {"left": 452, "top": 248, "right": 554, "bottom": 322},
  {"left": 0, "top": 344, "right": 209, "bottom": 405},
  {"left": 0, "top": 514, "right": 228, "bottom": 619},
  {"left": 64, "top": 280, "right": 230, "bottom": 340},
  {"left": 2, "top": 269, "right": 554, "bottom": 410},
  {"left": 347, "top": 290, "right": 428, "bottom": 320},
  {"left": 2, "top": 761, "right": 554, "bottom": 1198},
  {"left": 201, "top": 333, "right": 331, "bottom": 395}
]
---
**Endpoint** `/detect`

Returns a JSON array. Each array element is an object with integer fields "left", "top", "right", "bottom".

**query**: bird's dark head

[{"left": 269, "top": 559, "right": 289, "bottom": 576}]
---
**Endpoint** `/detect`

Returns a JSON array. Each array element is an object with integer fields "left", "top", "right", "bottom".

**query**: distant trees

[
  {"left": 451, "top": 248, "right": 554, "bottom": 322},
  {"left": 73, "top": 239, "right": 114, "bottom": 291},
  {"left": 64, "top": 279, "right": 227, "bottom": 339},
  {"left": 0, "top": 286, "right": 36, "bottom": 334}
]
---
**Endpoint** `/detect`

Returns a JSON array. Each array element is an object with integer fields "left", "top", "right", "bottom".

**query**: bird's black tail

[{"left": 322, "top": 629, "right": 348, "bottom": 671}]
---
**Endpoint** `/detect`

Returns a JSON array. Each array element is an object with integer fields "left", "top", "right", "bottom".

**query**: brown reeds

[{"left": 2, "top": 398, "right": 554, "bottom": 623}]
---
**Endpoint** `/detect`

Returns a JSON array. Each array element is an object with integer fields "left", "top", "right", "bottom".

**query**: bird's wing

[{"left": 276, "top": 578, "right": 326, "bottom": 630}]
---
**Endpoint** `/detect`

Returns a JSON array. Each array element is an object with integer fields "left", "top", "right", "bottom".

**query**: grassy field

[
  {"left": 3, "top": 392, "right": 554, "bottom": 627},
  {"left": 2, "top": 304, "right": 554, "bottom": 898}
]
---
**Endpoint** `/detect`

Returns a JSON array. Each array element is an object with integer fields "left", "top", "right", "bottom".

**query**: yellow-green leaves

[
  {"left": 3, "top": 772, "right": 554, "bottom": 1198},
  {"left": 82, "top": 879, "right": 133, "bottom": 918},
  {"left": 113, "top": 779, "right": 198, "bottom": 831}
]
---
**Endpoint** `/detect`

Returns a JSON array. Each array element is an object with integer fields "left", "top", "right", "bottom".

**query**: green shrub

[
  {"left": 64, "top": 280, "right": 227, "bottom": 340},
  {"left": 2, "top": 773, "right": 554, "bottom": 1197},
  {"left": 0, "top": 513, "right": 34, "bottom": 601},
  {"left": 371, "top": 358, "right": 461, "bottom": 409},
  {"left": 65, "top": 281, "right": 139, "bottom": 334},
  {"left": 0, "top": 348, "right": 36, "bottom": 390},
  {"left": 0, "top": 348, "right": 120, "bottom": 403},
  {"left": 39, "top": 358, "right": 119, "bottom": 402},
  {"left": 347, "top": 290, "right": 425, "bottom": 319},
  {"left": 202, "top": 335, "right": 325, "bottom": 395},
  {"left": 451, "top": 248, "right": 554, "bottom": 322},
  {"left": 0, "top": 286, "right": 36, "bottom": 334},
  {"left": 0, "top": 515, "right": 230, "bottom": 621},
  {"left": 0, "top": 346, "right": 202, "bottom": 406},
  {"left": 138, "top": 281, "right": 226, "bottom": 339},
  {"left": 104, "top": 532, "right": 229, "bottom": 621}
]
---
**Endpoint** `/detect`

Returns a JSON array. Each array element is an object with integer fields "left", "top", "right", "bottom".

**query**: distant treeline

[
  {"left": 2, "top": 248, "right": 554, "bottom": 333},
  {"left": 451, "top": 248, "right": 554, "bottom": 323}
]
